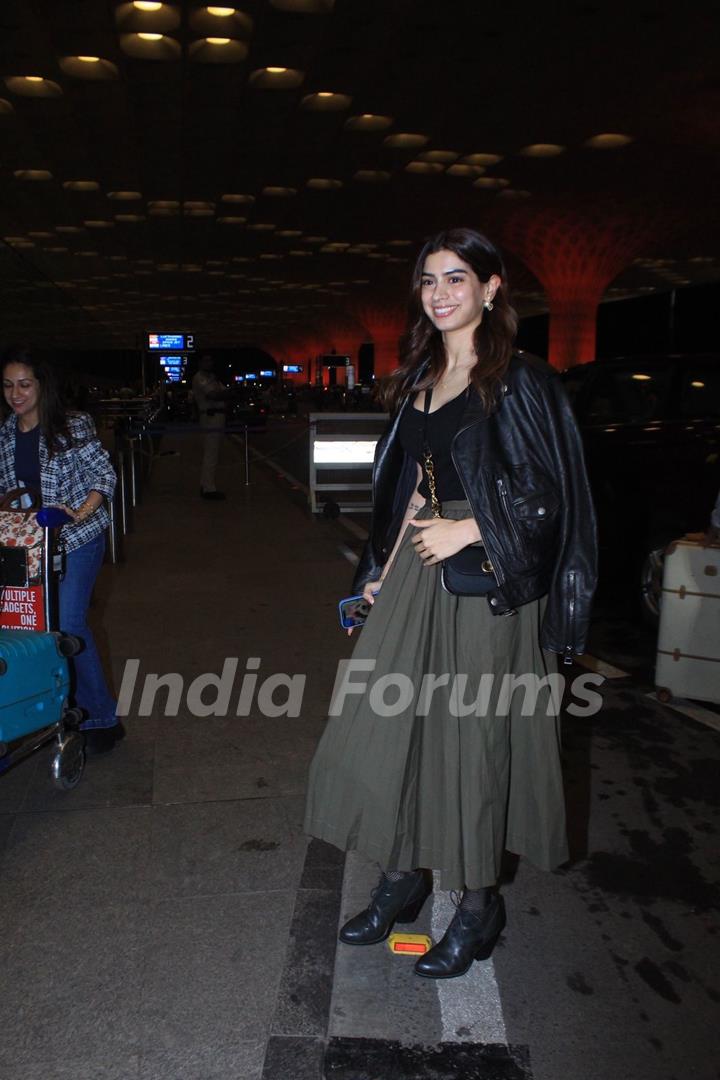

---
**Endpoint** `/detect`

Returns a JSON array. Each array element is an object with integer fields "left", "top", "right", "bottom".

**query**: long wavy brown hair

[
  {"left": 381, "top": 227, "right": 518, "bottom": 413},
  {"left": 1, "top": 346, "right": 74, "bottom": 457}
]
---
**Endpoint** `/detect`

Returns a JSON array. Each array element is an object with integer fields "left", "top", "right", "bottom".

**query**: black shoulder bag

[{"left": 421, "top": 387, "right": 496, "bottom": 596}]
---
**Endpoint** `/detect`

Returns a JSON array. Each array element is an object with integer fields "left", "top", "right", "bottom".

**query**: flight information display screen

[
  {"left": 160, "top": 355, "right": 187, "bottom": 382},
  {"left": 147, "top": 332, "right": 194, "bottom": 351}
]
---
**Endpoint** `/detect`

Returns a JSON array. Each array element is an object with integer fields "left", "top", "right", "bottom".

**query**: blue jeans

[{"left": 59, "top": 533, "right": 118, "bottom": 730}]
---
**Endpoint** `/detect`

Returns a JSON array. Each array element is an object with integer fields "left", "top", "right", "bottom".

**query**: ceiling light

[
  {"left": 189, "top": 36, "right": 247, "bottom": 61},
  {"left": 405, "top": 161, "right": 444, "bottom": 175},
  {"left": 60, "top": 56, "right": 120, "bottom": 80},
  {"left": 418, "top": 150, "right": 459, "bottom": 164},
  {"left": 14, "top": 169, "right": 53, "bottom": 181},
  {"left": 247, "top": 222, "right": 276, "bottom": 231},
  {"left": 249, "top": 67, "right": 304, "bottom": 89},
  {"left": 306, "top": 178, "right": 343, "bottom": 190},
  {"left": 116, "top": 2, "right": 181, "bottom": 32},
  {"left": 276, "top": 229, "right": 303, "bottom": 237},
  {"left": 84, "top": 220, "right": 115, "bottom": 228},
  {"left": 354, "top": 170, "right": 391, "bottom": 183},
  {"left": 120, "top": 32, "right": 180, "bottom": 58},
  {"left": 115, "top": 214, "right": 146, "bottom": 222},
  {"left": 189, "top": 6, "right": 252, "bottom": 34},
  {"left": 217, "top": 216, "right": 246, "bottom": 224},
  {"left": 473, "top": 177, "right": 510, "bottom": 189},
  {"left": 462, "top": 153, "right": 503, "bottom": 166},
  {"left": 134, "top": 1, "right": 162, "bottom": 9},
  {"left": 344, "top": 113, "right": 393, "bottom": 132},
  {"left": 446, "top": 164, "right": 483, "bottom": 178},
  {"left": 221, "top": 193, "right": 255, "bottom": 203},
  {"left": 584, "top": 133, "right": 634, "bottom": 149},
  {"left": 184, "top": 200, "right": 214, "bottom": 210},
  {"left": 63, "top": 180, "right": 100, "bottom": 191},
  {"left": 108, "top": 190, "right": 143, "bottom": 200},
  {"left": 56, "top": 225, "right": 85, "bottom": 233},
  {"left": 384, "top": 133, "right": 429, "bottom": 150},
  {"left": 520, "top": 143, "right": 565, "bottom": 157},
  {"left": 301, "top": 91, "right": 352, "bottom": 111},
  {"left": 5, "top": 76, "right": 63, "bottom": 97},
  {"left": 28, "top": 231, "right": 54, "bottom": 239},
  {"left": 262, "top": 186, "right": 297, "bottom": 197}
]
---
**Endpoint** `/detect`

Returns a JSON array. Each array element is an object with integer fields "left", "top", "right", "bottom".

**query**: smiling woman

[
  {"left": 0, "top": 347, "right": 123, "bottom": 755},
  {"left": 304, "top": 225, "right": 598, "bottom": 980}
]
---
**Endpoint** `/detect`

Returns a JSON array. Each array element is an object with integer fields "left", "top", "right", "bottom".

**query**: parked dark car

[{"left": 560, "top": 353, "right": 720, "bottom": 619}]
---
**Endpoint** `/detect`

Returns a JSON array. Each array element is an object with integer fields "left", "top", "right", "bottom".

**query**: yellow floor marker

[{"left": 388, "top": 932, "right": 432, "bottom": 955}]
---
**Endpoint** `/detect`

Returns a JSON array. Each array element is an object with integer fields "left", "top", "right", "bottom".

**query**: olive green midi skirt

[{"left": 304, "top": 502, "right": 569, "bottom": 890}]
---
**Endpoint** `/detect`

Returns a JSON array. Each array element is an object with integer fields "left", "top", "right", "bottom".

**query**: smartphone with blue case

[{"left": 338, "top": 594, "right": 372, "bottom": 629}]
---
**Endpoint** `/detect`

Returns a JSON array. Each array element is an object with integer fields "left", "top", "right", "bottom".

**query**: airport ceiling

[{"left": 0, "top": 0, "right": 718, "bottom": 352}]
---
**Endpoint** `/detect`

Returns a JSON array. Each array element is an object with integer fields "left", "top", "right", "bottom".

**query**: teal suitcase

[{"left": 0, "top": 629, "right": 84, "bottom": 787}]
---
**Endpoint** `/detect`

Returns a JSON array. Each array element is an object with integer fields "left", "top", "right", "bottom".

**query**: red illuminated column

[
  {"left": 544, "top": 279, "right": 607, "bottom": 369},
  {"left": 497, "top": 205, "right": 662, "bottom": 369},
  {"left": 348, "top": 303, "right": 406, "bottom": 379}
]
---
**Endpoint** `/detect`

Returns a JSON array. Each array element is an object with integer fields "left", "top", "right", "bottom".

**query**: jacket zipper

[
  {"left": 496, "top": 478, "right": 522, "bottom": 549},
  {"left": 564, "top": 570, "right": 577, "bottom": 665}
]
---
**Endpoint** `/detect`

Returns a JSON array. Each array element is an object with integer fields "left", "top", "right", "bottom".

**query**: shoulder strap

[{"left": 421, "top": 385, "right": 433, "bottom": 451}]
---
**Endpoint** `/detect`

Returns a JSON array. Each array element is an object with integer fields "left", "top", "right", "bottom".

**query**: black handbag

[{"left": 421, "top": 387, "right": 496, "bottom": 596}]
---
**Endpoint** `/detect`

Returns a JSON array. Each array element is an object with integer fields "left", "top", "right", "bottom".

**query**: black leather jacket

[{"left": 353, "top": 353, "right": 598, "bottom": 661}]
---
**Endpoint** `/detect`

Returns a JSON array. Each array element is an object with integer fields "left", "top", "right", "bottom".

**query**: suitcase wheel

[
  {"left": 57, "top": 634, "right": 82, "bottom": 659},
  {"left": 50, "top": 732, "right": 85, "bottom": 790},
  {"left": 656, "top": 687, "right": 674, "bottom": 705}
]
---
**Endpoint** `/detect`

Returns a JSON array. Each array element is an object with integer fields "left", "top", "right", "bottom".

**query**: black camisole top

[{"left": 398, "top": 388, "right": 469, "bottom": 501}]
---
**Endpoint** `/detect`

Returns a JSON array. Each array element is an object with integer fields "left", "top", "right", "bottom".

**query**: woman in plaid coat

[{"left": 1, "top": 347, "right": 121, "bottom": 753}]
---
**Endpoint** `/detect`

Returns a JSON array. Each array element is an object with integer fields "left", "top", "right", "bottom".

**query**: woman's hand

[
  {"left": 410, "top": 518, "right": 480, "bottom": 565},
  {"left": 362, "top": 578, "right": 383, "bottom": 604},
  {"left": 347, "top": 578, "right": 383, "bottom": 636},
  {"left": 52, "top": 503, "right": 82, "bottom": 523}
]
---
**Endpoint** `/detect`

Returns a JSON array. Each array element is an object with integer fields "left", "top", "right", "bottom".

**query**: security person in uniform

[{"left": 192, "top": 354, "right": 232, "bottom": 501}]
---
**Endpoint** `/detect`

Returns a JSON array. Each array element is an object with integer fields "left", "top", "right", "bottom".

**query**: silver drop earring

[{"left": 484, "top": 296, "right": 494, "bottom": 311}]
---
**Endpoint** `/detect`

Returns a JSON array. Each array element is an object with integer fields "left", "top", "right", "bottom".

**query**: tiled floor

[{"left": 1, "top": 433, "right": 718, "bottom": 1079}]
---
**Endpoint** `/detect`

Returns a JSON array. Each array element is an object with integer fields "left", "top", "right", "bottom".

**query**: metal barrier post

[
  {"left": 116, "top": 448, "right": 133, "bottom": 535},
  {"left": 128, "top": 437, "right": 139, "bottom": 507},
  {"left": 244, "top": 425, "right": 250, "bottom": 486},
  {"left": 105, "top": 484, "right": 124, "bottom": 564}
]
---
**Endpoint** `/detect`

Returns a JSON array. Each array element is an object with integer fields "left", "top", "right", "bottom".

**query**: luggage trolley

[{"left": 0, "top": 506, "right": 86, "bottom": 789}]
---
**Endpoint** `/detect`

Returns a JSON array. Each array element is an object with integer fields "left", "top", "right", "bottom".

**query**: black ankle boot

[
  {"left": 339, "top": 869, "right": 432, "bottom": 946},
  {"left": 414, "top": 891, "right": 506, "bottom": 979}
]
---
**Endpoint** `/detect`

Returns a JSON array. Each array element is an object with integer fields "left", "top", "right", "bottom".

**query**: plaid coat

[{"left": 0, "top": 412, "right": 116, "bottom": 552}]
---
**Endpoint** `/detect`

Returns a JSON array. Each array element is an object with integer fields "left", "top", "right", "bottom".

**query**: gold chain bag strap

[{"left": 421, "top": 387, "right": 496, "bottom": 596}]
